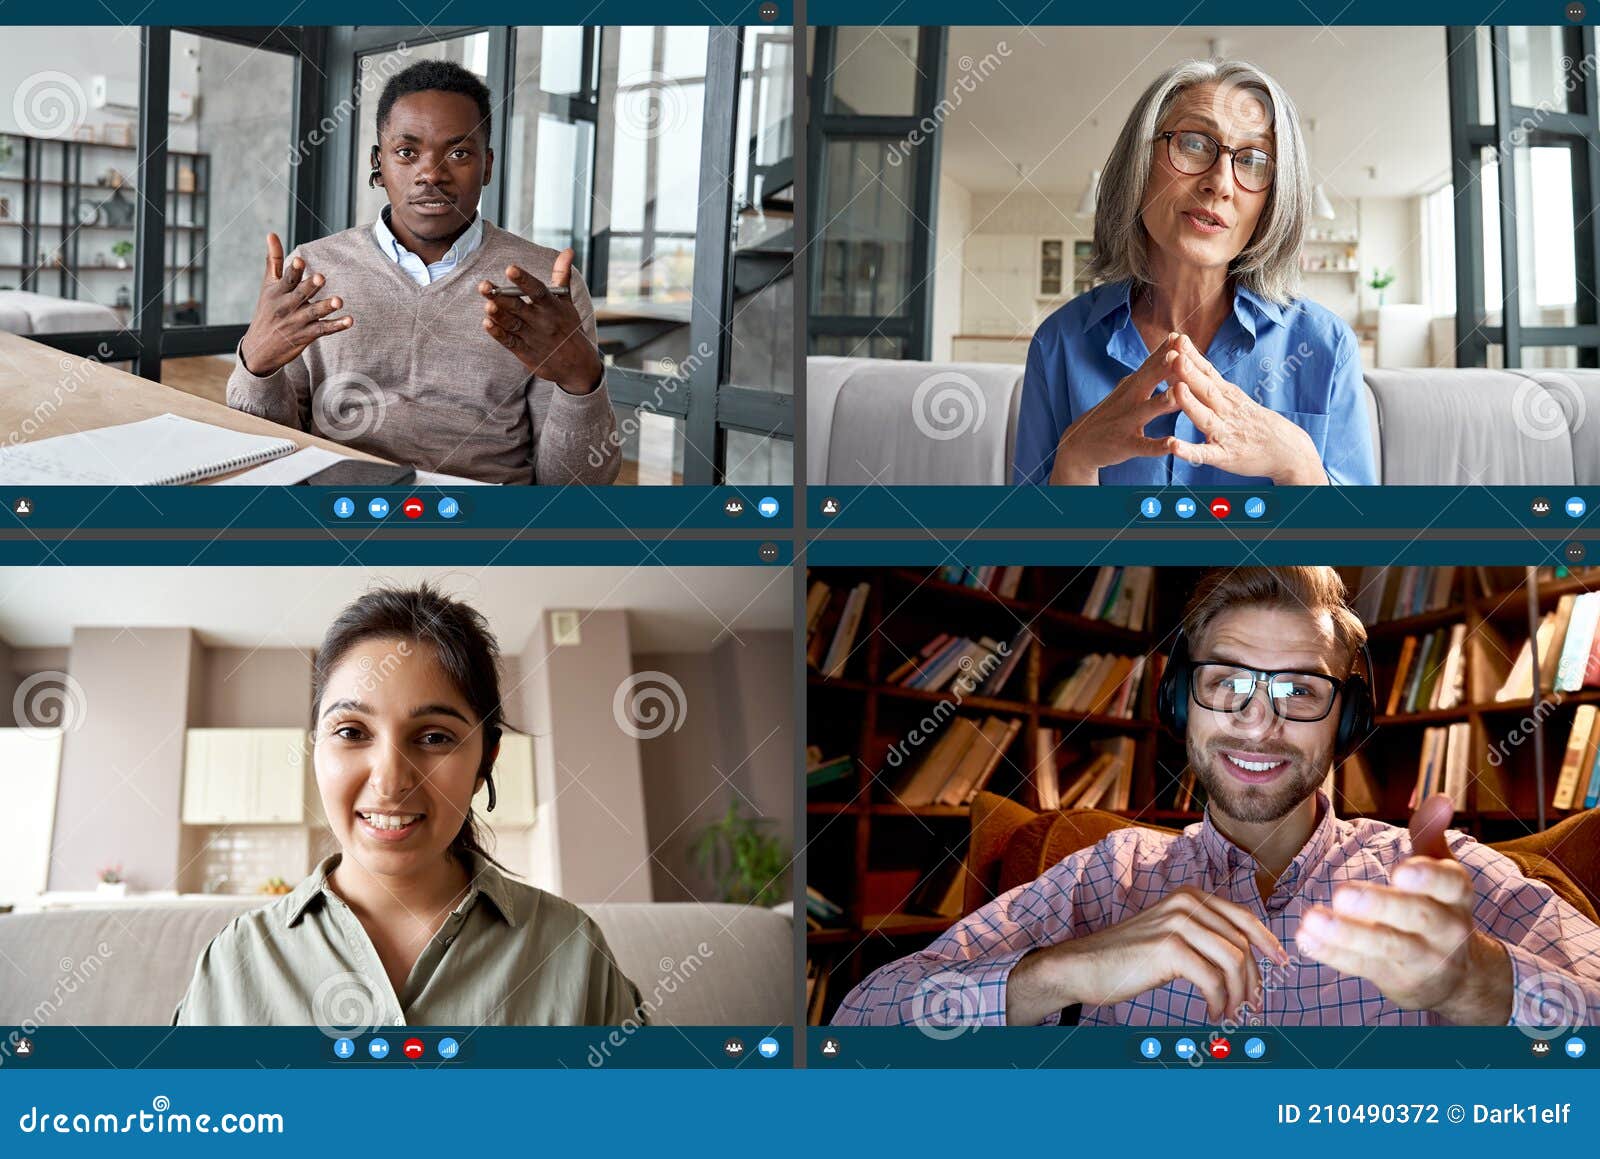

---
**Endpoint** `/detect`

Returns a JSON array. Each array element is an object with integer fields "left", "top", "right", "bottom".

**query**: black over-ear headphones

[{"left": 1155, "top": 629, "right": 1375, "bottom": 757}]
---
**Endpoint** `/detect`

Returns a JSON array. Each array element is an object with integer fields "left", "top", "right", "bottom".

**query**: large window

[
  {"left": 1447, "top": 25, "right": 1599, "bottom": 369},
  {"left": 807, "top": 27, "right": 946, "bottom": 361}
]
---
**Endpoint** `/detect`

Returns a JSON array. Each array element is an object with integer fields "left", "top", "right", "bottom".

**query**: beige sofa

[
  {"left": 809, "top": 355, "right": 1600, "bottom": 485},
  {"left": 0, "top": 898, "right": 792, "bottom": 1027}
]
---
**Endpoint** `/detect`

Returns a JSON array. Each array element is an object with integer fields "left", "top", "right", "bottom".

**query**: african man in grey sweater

[{"left": 228, "top": 60, "right": 620, "bottom": 485}]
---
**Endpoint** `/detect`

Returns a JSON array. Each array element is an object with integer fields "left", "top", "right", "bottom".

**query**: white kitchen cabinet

[
  {"left": 0, "top": 728, "right": 62, "bottom": 906},
  {"left": 474, "top": 732, "right": 536, "bottom": 825},
  {"left": 183, "top": 729, "right": 307, "bottom": 824}
]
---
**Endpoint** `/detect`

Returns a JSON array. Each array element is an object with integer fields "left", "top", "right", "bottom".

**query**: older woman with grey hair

[{"left": 1014, "top": 60, "right": 1377, "bottom": 487}]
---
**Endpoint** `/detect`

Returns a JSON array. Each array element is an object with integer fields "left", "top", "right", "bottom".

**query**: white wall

[
  {"left": 931, "top": 174, "right": 972, "bottom": 362},
  {"left": 0, "top": 28, "right": 199, "bottom": 147}
]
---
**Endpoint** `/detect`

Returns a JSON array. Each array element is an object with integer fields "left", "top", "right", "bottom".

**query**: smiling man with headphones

[{"left": 832, "top": 566, "right": 1600, "bottom": 1029}]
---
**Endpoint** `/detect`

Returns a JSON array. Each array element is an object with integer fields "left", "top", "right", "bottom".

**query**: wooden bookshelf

[
  {"left": 0, "top": 131, "right": 210, "bottom": 324},
  {"left": 805, "top": 563, "right": 1600, "bottom": 1025}
]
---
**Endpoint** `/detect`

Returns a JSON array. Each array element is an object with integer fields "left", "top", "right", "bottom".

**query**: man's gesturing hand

[
  {"left": 479, "top": 248, "right": 605, "bottom": 396},
  {"left": 1048, "top": 334, "right": 1186, "bottom": 485},
  {"left": 239, "top": 232, "right": 353, "bottom": 377},
  {"left": 1296, "top": 793, "right": 1512, "bottom": 1023},
  {"left": 1007, "top": 886, "right": 1290, "bottom": 1025}
]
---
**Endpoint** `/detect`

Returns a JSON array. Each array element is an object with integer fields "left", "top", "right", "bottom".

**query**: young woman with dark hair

[{"left": 174, "top": 584, "right": 642, "bottom": 1027}]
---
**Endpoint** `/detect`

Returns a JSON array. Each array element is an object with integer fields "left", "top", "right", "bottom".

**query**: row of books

[
  {"left": 886, "top": 626, "right": 1033, "bottom": 697},
  {"left": 1498, "top": 591, "right": 1600, "bottom": 700},
  {"left": 1386, "top": 624, "right": 1467, "bottom": 715},
  {"left": 1030, "top": 734, "right": 1137, "bottom": 811},
  {"left": 806, "top": 579, "right": 870, "bottom": 678},
  {"left": 1079, "top": 566, "right": 1155, "bottom": 629},
  {"left": 1351, "top": 566, "right": 1469, "bottom": 622},
  {"left": 806, "top": 746, "right": 853, "bottom": 790},
  {"left": 1555, "top": 704, "right": 1600, "bottom": 810},
  {"left": 1046, "top": 652, "right": 1162, "bottom": 719},
  {"left": 935, "top": 565, "right": 1026, "bottom": 598},
  {"left": 806, "top": 885, "right": 845, "bottom": 931},
  {"left": 886, "top": 714, "right": 1024, "bottom": 807},
  {"left": 1407, "top": 723, "right": 1473, "bottom": 810}
]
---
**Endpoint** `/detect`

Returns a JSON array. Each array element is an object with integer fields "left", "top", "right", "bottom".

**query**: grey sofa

[
  {"left": 808, "top": 355, "right": 1600, "bottom": 485},
  {"left": 0, "top": 899, "right": 792, "bottom": 1026}
]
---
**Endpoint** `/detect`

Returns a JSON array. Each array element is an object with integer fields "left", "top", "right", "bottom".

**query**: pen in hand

[{"left": 489, "top": 284, "right": 570, "bottom": 300}]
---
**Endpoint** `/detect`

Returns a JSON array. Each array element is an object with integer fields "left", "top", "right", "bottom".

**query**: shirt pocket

[{"left": 1279, "top": 409, "right": 1332, "bottom": 456}]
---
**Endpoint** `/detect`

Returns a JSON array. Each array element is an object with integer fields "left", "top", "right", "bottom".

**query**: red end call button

[
  {"left": 402, "top": 498, "right": 425, "bottom": 519},
  {"left": 403, "top": 1038, "right": 425, "bottom": 1059},
  {"left": 1209, "top": 498, "right": 1231, "bottom": 519},
  {"left": 1210, "top": 1037, "right": 1231, "bottom": 1059}
]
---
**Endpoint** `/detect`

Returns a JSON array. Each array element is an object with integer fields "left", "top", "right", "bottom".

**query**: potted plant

[
  {"left": 1367, "top": 266, "right": 1395, "bottom": 307},
  {"left": 689, "top": 801, "right": 789, "bottom": 907},
  {"left": 96, "top": 865, "right": 126, "bottom": 898},
  {"left": 111, "top": 240, "right": 134, "bottom": 270}
]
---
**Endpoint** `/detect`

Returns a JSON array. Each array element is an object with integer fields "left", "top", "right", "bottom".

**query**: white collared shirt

[{"left": 373, "top": 207, "right": 485, "bottom": 286}]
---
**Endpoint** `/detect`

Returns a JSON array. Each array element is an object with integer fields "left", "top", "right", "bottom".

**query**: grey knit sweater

[{"left": 227, "top": 221, "right": 620, "bottom": 485}]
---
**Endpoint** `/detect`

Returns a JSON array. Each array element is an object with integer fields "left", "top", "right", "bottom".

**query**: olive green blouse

[{"left": 173, "top": 853, "right": 643, "bottom": 1027}]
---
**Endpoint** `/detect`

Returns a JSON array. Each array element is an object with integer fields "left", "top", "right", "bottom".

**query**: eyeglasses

[
  {"left": 1155, "top": 130, "right": 1276, "bottom": 193},
  {"left": 1189, "top": 661, "right": 1342, "bottom": 722}
]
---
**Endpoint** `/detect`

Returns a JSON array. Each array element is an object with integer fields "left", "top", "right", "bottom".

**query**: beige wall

[
  {"left": 48, "top": 628, "right": 196, "bottom": 891},
  {"left": 527, "top": 609, "right": 653, "bottom": 904},
  {"left": 195, "top": 647, "right": 312, "bottom": 728},
  {"left": 636, "top": 630, "right": 793, "bottom": 905}
]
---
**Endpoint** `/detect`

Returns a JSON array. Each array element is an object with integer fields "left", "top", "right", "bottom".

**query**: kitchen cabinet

[
  {"left": 474, "top": 732, "right": 536, "bottom": 825},
  {"left": 182, "top": 729, "right": 307, "bottom": 824}
]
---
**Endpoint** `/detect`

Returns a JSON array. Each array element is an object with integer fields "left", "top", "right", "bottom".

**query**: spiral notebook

[{"left": 0, "top": 413, "right": 298, "bottom": 485}]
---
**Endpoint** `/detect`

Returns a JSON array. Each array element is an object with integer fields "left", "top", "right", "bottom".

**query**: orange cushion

[{"left": 964, "top": 791, "right": 1599, "bottom": 926}]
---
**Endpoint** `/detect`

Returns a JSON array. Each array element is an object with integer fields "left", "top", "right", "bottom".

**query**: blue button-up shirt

[
  {"left": 1013, "top": 280, "right": 1377, "bottom": 486},
  {"left": 373, "top": 207, "right": 485, "bottom": 286}
]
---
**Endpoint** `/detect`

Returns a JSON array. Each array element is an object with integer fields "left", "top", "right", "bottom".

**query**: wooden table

[{"left": 0, "top": 331, "right": 383, "bottom": 481}]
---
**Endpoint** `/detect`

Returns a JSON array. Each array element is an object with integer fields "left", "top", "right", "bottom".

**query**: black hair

[
  {"left": 375, "top": 59, "right": 494, "bottom": 146},
  {"left": 311, "top": 582, "right": 508, "bottom": 871}
]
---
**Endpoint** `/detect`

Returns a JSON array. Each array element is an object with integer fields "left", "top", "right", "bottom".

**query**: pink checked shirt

[{"left": 833, "top": 791, "right": 1600, "bottom": 1027}]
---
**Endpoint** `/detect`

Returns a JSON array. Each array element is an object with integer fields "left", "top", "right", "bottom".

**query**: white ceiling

[
  {"left": 0, "top": 567, "right": 791, "bottom": 654},
  {"left": 941, "top": 27, "right": 1452, "bottom": 200}
]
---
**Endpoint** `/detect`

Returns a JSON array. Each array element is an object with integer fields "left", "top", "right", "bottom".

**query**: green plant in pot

[
  {"left": 690, "top": 800, "right": 789, "bottom": 906},
  {"left": 1367, "top": 266, "right": 1395, "bottom": 307},
  {"left": 111, "top": 240, "right": 134, "bottom": 270}
]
